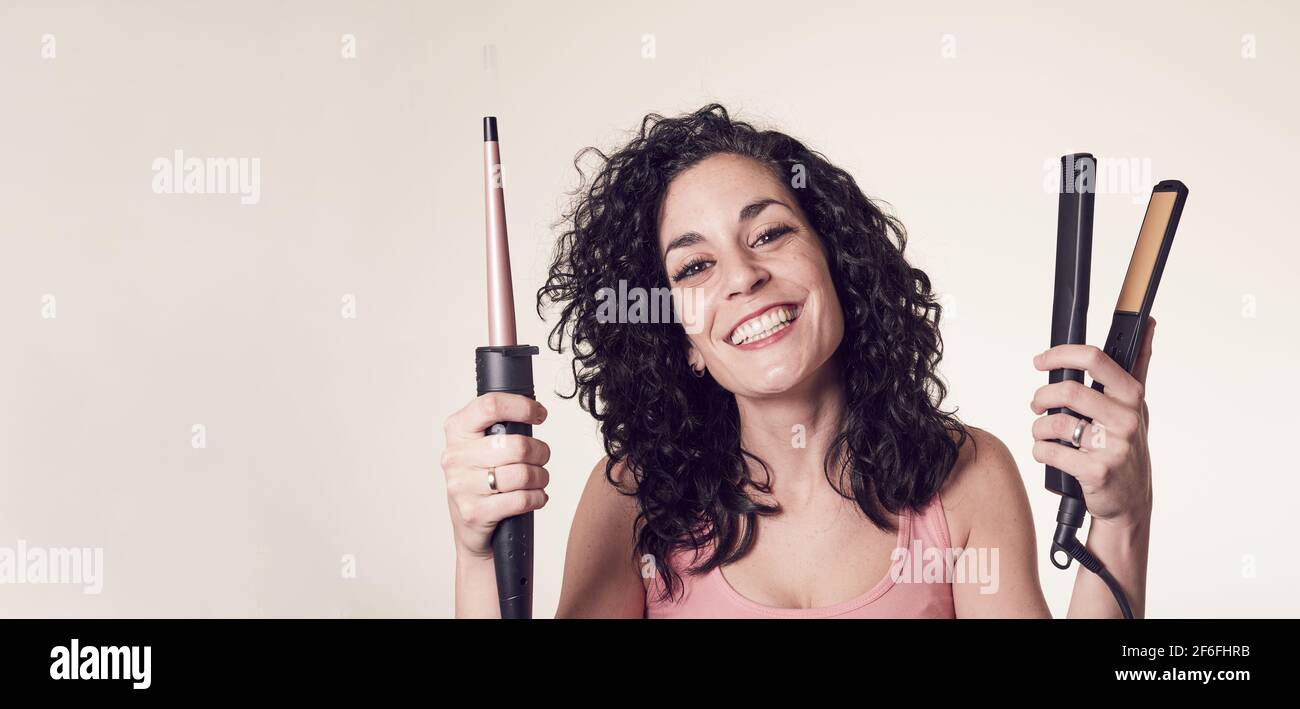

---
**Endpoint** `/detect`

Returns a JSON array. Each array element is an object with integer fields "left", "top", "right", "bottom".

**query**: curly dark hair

[{"left": 537, "top": 103, "right": 972, "bottom": 603}]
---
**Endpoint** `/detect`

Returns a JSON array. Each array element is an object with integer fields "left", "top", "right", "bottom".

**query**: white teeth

[{"left": 729, "top": 306, "right": 798, "bottom": 346}]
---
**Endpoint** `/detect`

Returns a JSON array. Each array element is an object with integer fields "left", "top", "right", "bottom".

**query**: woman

[{"left": 442, "top": 104, "right": 1153, "bottom": 618}]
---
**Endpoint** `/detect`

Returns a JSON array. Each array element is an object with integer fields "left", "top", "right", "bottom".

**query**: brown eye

[
  {"left": 672, "top": 258, "right": 712, "bottom": 282},
  {"left": 752, "top": 224, "right": 795, "bottom": 247}
]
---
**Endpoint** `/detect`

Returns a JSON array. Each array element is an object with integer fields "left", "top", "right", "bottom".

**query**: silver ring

[
  {"left": 487, "top": 467, "right": 499, "bottom": 493},
  {"left": 1070, "top": 418, "right": 1088, "bottom": 448}
]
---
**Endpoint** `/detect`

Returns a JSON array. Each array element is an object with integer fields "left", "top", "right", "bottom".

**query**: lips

[{"left": 727, "top": 303, "right": 801, "bottom": 346}]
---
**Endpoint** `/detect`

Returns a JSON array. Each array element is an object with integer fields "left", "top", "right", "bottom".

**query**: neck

[{"left": 734, "top": 359, "right": 846, "bottom": 508}]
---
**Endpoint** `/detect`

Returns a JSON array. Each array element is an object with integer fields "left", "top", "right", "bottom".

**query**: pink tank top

[{"left": 644, "top": 491, "right": 956, "bottom": 618}]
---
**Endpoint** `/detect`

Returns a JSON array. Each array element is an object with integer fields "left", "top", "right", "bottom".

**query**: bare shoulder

[
  {"left": 939, "top": 425, "right": 1029, "bottom": 550},
  {"left": 571, "top": 455, "right": 641, "bottom": 553},
  {"left": 579, "top": 455, "right": 641, "bottom": 520},
  {"left": 554, "top": 456, "right": 645, "bottom": 618},
  {"left": 942, "top": 426, "right": 1052, "bottom": 617}
]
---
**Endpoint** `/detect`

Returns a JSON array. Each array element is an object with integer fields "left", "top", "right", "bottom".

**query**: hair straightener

[
  {"left": 478, "top": 116, "right": 538, "bottom": 619},
  {"left": 1046, "top": 153, "right": 1187, "bottom": 619}
]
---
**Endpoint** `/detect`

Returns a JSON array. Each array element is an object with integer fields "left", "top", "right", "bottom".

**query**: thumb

[{"left": 1131, "top": 316, "right": 1156, "bottom": 385}]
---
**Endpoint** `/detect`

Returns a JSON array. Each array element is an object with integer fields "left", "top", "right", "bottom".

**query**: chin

[
  {"left": 739, "top": 369, "right": 799, "bottom": 397},
  {"left": 730, "top": 355, "right": 821, "bottom": 398}
]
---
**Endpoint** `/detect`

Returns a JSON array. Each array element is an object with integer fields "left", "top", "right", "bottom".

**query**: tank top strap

[{"left": 909, "top": 488, "right": 953, "bottom": 553}]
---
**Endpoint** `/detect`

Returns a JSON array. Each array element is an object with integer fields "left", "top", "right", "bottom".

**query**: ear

[{"left": 687, "top": 344, "right": 705, "bottom": 373}]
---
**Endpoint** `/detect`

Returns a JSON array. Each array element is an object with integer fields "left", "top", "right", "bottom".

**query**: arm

[
  {"left": 443, "top": 393, "right": 552, "bottom": 619},
  {"left": 948, "top": 428, "right": 1053, "bottom": 618},
  {"left": 554, "top": 457, "right": 646, "bottom": 618},
  {"left": 452, "top": 455, "right": 643, "bottom": 619},
  {"left": 948, "top": 427, "right": 1148, "bottom": 618},
  {"left": 1064, "top": 516, "right": 1150, "bottom": 619},
  {"left": 1031, "top": 317, "right": 1158, "bottom": 619},
  {"left": 454, "top": 552, "right": 505, "bottom": 619}
]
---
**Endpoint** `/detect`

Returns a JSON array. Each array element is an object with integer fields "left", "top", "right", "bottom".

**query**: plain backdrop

[{"left": 1, "top": 0, "right": 1296, "bottom": 618}]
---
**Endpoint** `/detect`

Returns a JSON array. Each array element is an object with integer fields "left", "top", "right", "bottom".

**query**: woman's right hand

[{"left": 440, "top": 393, "right": 551, "bottom": 560}]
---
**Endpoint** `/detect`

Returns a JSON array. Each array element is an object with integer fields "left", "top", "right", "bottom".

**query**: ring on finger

[
  {"left": 1070, "top": 418, "right": 1088, "bottom": 449},
  {"left": 487, "top": 467, "right": 499, "bottom": 493}
]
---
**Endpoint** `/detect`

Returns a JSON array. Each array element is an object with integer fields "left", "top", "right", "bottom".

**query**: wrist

[
  {"left": 1092, "top": 508, "right": 1151, "bottom": 536},
  {"left": 456, "top": 545, "right": 495, "bottom": 565},
  {"left": 1087, "top": 512, "right": 1151, "bottom": 557}
]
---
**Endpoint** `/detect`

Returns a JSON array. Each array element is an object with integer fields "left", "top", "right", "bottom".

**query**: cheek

[
  {"left": 783, "top": 238, "right": 834, "bottom": 289},
  {"left": 824, "top": 300, "right": 846, "bottom": 348},
  {"left": 674, "top": 286, "right": 718, "bottom": 339},
  {"left": 819, "top": 282, "right": 845, "bottom": 341},
  {"left": 803, "top": 261, "right": 845, "bottom": 344}
]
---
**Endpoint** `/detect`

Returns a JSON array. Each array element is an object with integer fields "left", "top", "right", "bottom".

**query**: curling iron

[
  {"left": 478, "top": 116, "right": 538, "bottom": 619},
  {"left": 1046, "top": 153, "right": 1187, "bottom": 619}
]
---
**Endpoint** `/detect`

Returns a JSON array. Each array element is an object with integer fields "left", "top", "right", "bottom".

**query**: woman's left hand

[{"left": 1029, "top": 316, "right": 1157, "bottom": 528}]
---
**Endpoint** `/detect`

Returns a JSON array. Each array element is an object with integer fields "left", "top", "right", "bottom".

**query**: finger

[
  {"left": 1031, "top": 413, "right": 1100, "bottom": 452},
  {"left": 1030, "top": 380, "right": 1128, "bottom": 425},
  {"left": 1031, "top": 440, "right": 1105, "bottom": 487},
  {"left": 476, "top": 489, "right": 549, "bottom": 526},
  {"left": 1033, "top": 344, "right": 1142, "bottom": 407},
  {"left": 474, "top": 434, "right": 552, "bottom": 468},
  {"left": 1130, "top": 316, "right": 1156, "bottom": 386},
  {"left": 483, "top": 464, "right": 550, "bottom": 495},
  {"left": 446, "top": 393, "right": 547, "bottom": 439}
]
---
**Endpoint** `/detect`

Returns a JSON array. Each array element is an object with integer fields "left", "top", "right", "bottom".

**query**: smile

[{"left": 728, "top": 304, "right": 801, "bottom": 347}]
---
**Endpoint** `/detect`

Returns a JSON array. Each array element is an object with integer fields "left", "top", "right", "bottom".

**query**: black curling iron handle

[
  {"left": 475, "top": 344, "right": 539, "bottom": 619},
  {"left": 1044, "top": 153, "right": 1094, "bottom": 505},
  {"left": 1046, "top": 347, "right": 1091, "bottom": 502}
]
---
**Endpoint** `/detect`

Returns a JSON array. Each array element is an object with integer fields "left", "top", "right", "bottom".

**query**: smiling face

[{"left": 659, "top": 153, "right": 845, "bottom": 398}]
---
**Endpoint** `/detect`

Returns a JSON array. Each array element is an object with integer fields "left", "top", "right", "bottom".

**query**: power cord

[{"left": 1049, "top": 495, "right": 1135, "bottom": 619}]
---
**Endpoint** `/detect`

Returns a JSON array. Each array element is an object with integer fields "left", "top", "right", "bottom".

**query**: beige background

[{"left": 1, "top": 0, "right": 1295, "bottom": 618}]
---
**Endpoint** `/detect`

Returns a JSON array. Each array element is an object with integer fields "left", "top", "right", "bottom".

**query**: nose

[{"left": 724, "top": 252, "right": 769, "bottom": 300}]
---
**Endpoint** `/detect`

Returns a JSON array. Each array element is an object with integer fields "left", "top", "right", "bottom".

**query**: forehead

[{"left": 658, "top": 154, "right": 785, "bottom": 242}]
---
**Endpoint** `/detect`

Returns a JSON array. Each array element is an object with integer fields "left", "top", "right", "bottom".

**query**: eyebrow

[{"left": 663, "top": 198, "right": 786, "bottom": 257}]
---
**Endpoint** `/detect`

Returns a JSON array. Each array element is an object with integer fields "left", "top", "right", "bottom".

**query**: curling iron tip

[{"left": 484, "top": 116, "right": 498, "bottom": 142}]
